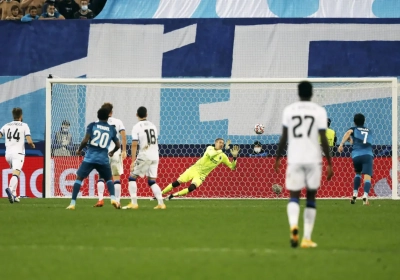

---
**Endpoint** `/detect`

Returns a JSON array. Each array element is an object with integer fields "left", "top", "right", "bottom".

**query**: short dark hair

[
  {"left": 137, "top": 106, "right": 147, "bottom": 118},
  {"left": 254, "top": 141, "right": 262, "bottom": 146},
  {"left": 12, "top": 108, "right": 22, "bottom": 120},
  {"left": 29, "top": 6, "right": 37, "bottom": 11},
  {"left": 354, "top": 113, "right": 365, "bottom": 126},
  {"left": 327, "top": 118, "right": 331, "bottom": 127},
  {"left": 101, "top": 102, "right": 113, "bottom": 114},
  {"left": 97, "top": 108, "right": 109, "bottom": 121},
  {"left": 62, "top": 120, "right": 70, "bottom": 126},
  {"left": 298, "top": 81, "right": 313, "bottom": 99},
  {"left": 11, "top": 5, "right": 19, "bottom": 11},
  {"left": 215, "top": 138, "right": 224, "bottom": 143}
]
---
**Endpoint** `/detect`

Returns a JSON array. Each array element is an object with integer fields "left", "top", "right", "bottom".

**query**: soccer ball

[
  {"left": 254, "top": 123, "right": 265, "bottom": 134},
  {"left": 272, "top": 184, "right": 283, "bottom": 196}
]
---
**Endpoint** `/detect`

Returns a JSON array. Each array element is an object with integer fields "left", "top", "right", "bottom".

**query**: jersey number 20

[
  {"left": 145, "top": 129, "right": 156, "bottom": 145},
  {"left": 90, "top": 130, "right": 109, "bottom": 148},
  {"left": 292, "top": 116, "right": 315, "bottom": 138}
]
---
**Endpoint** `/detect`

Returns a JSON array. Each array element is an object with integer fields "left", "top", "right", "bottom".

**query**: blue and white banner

[{"left": 0, "top": 19, "right": 399, "bottom": 145}]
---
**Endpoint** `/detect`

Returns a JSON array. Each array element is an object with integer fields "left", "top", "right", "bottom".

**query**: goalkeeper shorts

[{"left": 178, "top": 167, "right": 206, "bottom": 187}]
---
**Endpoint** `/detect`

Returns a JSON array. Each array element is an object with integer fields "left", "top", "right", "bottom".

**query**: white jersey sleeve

[
  {"left": 24, "top": 123, "right": 31, "bottom": 137},
  {"left": 0, "top": 124, "right": 6, "bottom": 137},
  {"left": 317, "top": 108, "right": 328, "bottom": 131},
  {"left": 2, "top": 121, "right": 30, "bottom": 155},
  {"left": 105, "top": 117, "right": 125, "bottom": 152}
]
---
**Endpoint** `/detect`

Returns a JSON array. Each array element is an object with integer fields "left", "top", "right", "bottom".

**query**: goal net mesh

[{"left": 48, "top": 81, "right": 397, "bottom": 199}]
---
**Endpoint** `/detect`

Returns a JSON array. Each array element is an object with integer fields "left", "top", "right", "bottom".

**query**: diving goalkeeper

[{"left": 162, "top": 138, "right": 240, "bottom": 200}]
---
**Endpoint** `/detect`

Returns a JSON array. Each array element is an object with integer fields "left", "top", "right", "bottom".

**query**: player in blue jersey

[
  {"left": 338, "top": 113, "right": 373, "bottom": 205},
  {"left": 66, "top": 108, "right": 121, "bottom": 210}
]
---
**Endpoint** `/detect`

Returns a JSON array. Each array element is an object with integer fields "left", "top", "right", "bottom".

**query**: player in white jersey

[
  {"left": 0, "top": 108, "right": 35, "bottom": 203},
  {"left": 274, "top": 81, "right": 333, "bottom": 249},
  {"left": 94, "top": 103, "right": 127, "bottom": 207},
  {"left": 122, "top": 106, "right": 166, "bottom": 210}
]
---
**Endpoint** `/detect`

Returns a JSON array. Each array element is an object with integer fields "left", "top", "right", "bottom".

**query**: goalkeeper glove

[
  {"left": 225, "top": 139, "right": 231, "bottom": 150},
  {"left": 230, "top": 145, "right": 240, "bottom": 158}
]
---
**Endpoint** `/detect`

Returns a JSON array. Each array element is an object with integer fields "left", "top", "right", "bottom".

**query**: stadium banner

[{"left": 1, "top": 157, "right": 394, "bottom": 198}]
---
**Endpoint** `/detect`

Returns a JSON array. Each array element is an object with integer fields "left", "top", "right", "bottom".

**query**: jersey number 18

[{"left": 145, "top": 129, "right": 156, "bottom": 145}]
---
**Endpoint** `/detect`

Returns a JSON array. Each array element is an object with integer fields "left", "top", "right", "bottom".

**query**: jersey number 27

[{"left": 292, "top": 116, "right": 315, "bottom": 138}]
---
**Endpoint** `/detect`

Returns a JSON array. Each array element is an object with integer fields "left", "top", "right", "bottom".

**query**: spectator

[
  {"left": 21, "top": 5, "right": 39, "bottom": 21},
  {"left": 21, "top": 0, "right": 45, "bottom": 15},
  {"left": 5, "top": 4, "right": 22, "bottom": 20},
  {"left": 58, "top": 0, "right": 79, "bottom": 19},
  {"left": 39, "top": 2, "right": 64, "bottom": 19},
  {"left": 249, "top": 141, "right": 268, "bottom": 157},
  {"left": 52, "top": 120, "right": 73, "bottom": 156},
  {"left": 74, "top": 0, "right": 93, "bottom": 19},
  {"left": 88, "top": 0, "right": 105, "bottom": 15},
  {"left": 0, "top": 0, "right": 21, "bottom": 20}
]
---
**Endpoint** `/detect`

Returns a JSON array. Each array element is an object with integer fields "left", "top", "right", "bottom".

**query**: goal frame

[{"left": 45, "top": 77, "right": 399, "bottom": 199}]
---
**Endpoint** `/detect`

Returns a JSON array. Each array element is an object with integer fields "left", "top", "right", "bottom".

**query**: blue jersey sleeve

[{"left": 86, "top": 122, "right": 95, "bottom": 135}]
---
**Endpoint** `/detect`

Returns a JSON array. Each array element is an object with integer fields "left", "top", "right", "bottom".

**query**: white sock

[
  {"left": 9, "top": 175, "right": 18, "bottom": 196},
  {"left": 303, "top": 208, "right": 317, "bottom": 240},
  {"left": 114, "top": 182, "right": 121, "bottom": 203},
  {"left": 287, "top": 202, "right": 300, "bottom": 228},
  {"left": 363, "top": 192, "right": 368, "bottom": 199},
  {"left": 151, "top": 184, "right": 163, "bottom": 205},
  {"left": 129, "top": 181, "right": 137, "bottom": 205},
  {"left": 97, "top": 181, "right": 105, "bottom": 201},
  {"left": 353, "top": 191, "right": 358, "bottom": 197}
]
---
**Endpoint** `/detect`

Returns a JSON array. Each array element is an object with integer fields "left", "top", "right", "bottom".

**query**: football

[
  {"left": 254, "top": 123, "right": 265, "bottom": 134},
  {"left": 272, "top": 184, "right": 283, "bottom": 196}
]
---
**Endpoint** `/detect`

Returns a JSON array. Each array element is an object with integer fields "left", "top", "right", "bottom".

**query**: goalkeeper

[{"left": 162, "top": 138, "right": 240, "bottom": 200}]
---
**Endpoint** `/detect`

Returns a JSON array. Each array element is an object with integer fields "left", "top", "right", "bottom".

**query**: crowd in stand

[{"left": 0, "top": 0, "right": 106, "bottom": 21}]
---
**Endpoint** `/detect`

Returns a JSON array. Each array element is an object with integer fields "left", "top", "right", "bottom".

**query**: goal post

[{"left": 45, "top": 78, "right": 399, "bottom": 199}]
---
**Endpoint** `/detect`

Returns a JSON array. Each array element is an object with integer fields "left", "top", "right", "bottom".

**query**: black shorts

[
  {"left": 352, "top": 155, "right": 373, "bottom": 176},
  {"left": 76, "top": 161, "right": 112, "bottom": 181}
]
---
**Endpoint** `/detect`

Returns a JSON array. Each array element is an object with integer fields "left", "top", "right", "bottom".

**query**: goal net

[{"left": 45, "top": 78, "right": 399, "bottom": 199}]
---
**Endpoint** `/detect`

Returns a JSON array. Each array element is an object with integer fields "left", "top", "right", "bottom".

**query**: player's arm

[
  {"left": 24, "top": 125, "right": 35, "bottom": 148},
  {"left": 338, "top": 129, "right": 353, "bottom": 153},
  {"left": 109, "top": 139, "right": 120, "bottom": 157},
  {"left": 222, "top": 145, "right": 240, "bottom": 170},
  {"left": 274, "top": 126, "right": 288, "bottom": 173},
  {"left": 120, "top": 129, "right": 127, "bottom": 159},
  {"left": 76, "top": 133, "right": 91, "bottom": 155},
  {"left": 130, "top": 140, "right": 138, "bottom": 172}
]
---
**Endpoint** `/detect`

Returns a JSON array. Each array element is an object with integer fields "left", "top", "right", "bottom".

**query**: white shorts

[
  {"left": 109, "top": 150, "right": 123, "bottom": 176},
  {"left": 285, "top": 163, "right": 322, "bottom": 191},
  {"left": 6, "top": 153, "right": 25, "bottom": 171},
  {"left": 132, "top": 156, "right": 159, "bottom": 179}
]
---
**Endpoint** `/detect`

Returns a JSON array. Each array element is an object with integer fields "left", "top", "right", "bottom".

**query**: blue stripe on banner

[{"left": 192, "top": 0, "right": 219, "bottom": 18}]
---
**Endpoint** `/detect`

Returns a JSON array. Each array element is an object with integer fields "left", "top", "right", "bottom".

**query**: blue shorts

[
  {"left": 76, "top": 161, "right": 112, "bottom": 180},
  {"left": 352, "top": 155, "right": 373, "bottom": 176}
]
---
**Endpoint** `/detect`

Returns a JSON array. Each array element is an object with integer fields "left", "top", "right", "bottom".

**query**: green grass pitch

[{"left": 0, "top": 199, "right": 399, "bottom": 280}]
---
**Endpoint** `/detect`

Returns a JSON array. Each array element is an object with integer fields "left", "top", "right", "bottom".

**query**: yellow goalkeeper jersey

[{"left": 191, "top": 146, "right": 237, "bottom": 177}]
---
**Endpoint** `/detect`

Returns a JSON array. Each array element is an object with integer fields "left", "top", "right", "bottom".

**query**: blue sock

[
  {"left": 364, "top": 180, "right": 371, "bottom": 196},
  {"left": 306, "top": 200, "right": 316, "bottom": 209},
  {"left": 289, "top": 197, "right": 300, "bottom": 204},
  {"left": 71, "top": 180, "right": 82, "bottom": 205},
  {"left": 354, "top": 174, "right": 361, "bottom": 192},
  {"left": 106, "top": 180, "right": 115, "bottom": 200}
]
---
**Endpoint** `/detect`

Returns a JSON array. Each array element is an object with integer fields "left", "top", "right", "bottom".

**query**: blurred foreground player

[
  {"left": 274, "top": 81, "right": 333, "bottom": 248},
  {"left": 66, "top": 108, "right": 121, "bottom": 210},
  {"left": 338, "top": 113, "right": 373, "bottom": 205}
]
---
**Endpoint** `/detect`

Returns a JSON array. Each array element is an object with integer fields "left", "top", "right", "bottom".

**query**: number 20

[{"left": 90, "top": 130, "right": 109, "bottom": 148}]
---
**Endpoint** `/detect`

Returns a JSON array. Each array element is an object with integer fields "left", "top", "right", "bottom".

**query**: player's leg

[
  {"left": 97, "top": 164, "right": 120, "bottom": 209},
  {"left": 300, "top": 163, "right": 322, "bottom": 248},
  {"left": 94, "top": 179, "right": 105, "bottom": 207},
  {"left": 5, "top": 154, "right": 24, "bottom": 203},
  {"left": 147, "top": 160, "right": 166, "bottom": 209},
  {"left": 161, "top": 167, "right": 195, "bottom": 195},
  {"left": 67, "top": 162, "right": 92, "bottom": 209},
  {"left": 351, "top": 156, "right": 363, "bottom": 204},
  {"left": 168, "top": 176, "right": 203, "bottom": 200},
  {"left": 285, "top": 164, "right": 304, "bottom": 248},
  {"left": 111, "top": 152, "right": 123, "bottom": 203},
  {"left": 123, "top": 158, "right": 146, "bottom": 209},
  {"left": 361, "top": 155, "right": 373, "bottom": 205},
  {"left": 161, "top": 180, "right": 181, "bottom": 195}
]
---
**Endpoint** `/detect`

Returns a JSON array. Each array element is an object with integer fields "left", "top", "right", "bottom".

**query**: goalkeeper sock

[
  {"left": 129, "top": 177, "right": 138, "bottom": 205},
  {"left": 303, "top": 201, "right": 317, "bottom": 240},
  {"left": 287, "top": 198, "right": 300, "bottom": 228},
  {"left": 9, "top": 175, "right": 18, "bottom": 196},
  {"left": 97, "top": 179, "right": 105, "bottom": 200},
  {"left": 353, "top": 174, "right": 361, "bottom": 197},
  {"left": 162, "top": 181, "right": 180, "bottom": 194},
  {"left": 114, "top": 181, "right": 121, "bottom": 202},
  {"left": 363, "top": 180, "right": 371, "bottom": 198},
  {"left": 71, "top": 180, "right": 83, "bottom": 205},
  {"left": 174, "top": 188, "right": 189, "bottom": 197},
  {"left": 105, "top": 180, "right": 115, "bottom": 200},
  {"left": 150, "top": 183, "right": 163, "bottom": 205}
]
